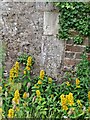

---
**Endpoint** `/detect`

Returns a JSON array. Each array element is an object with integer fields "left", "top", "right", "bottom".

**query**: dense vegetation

[
  {"left": 1, "top": 53, "right": 90, "bottom": 119},
  {"left": 55, "top": 2, "right": 90, "bottom": 46},
  {"left": 0, "top": 2, "right": 90, "bottom": 119}
]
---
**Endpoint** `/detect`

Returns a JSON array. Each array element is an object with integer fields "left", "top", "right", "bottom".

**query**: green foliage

[
  {"left": 55, "top": 2, "right": 90, "bottom": 44},
  {"left": 0, "top": 42, "right": 6, "bottom": 78},
  {"left": 73, "top": 35, "right": 83, "bottom": 44},
  {"left": 76, "top": 53, "right": 90, "bottom": 79},
  {"left": 76, "top": 54, "right": 90, "bottom": 94},
  {"left": 63, "top": 53, "right": 90, "bottom": 102},
  {"left": 17, "top": 53, "right": 35, "bottom": 66},
  {"left": 1, "top": 54, "right": 90, "bottom": 119},
  {"left": 85, "top": 46, "right": 90, "bottom": 53}
]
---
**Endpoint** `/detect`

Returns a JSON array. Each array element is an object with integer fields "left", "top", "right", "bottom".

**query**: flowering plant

[{"left": 1, "top": 54, "right": 90, "bottom": 119}]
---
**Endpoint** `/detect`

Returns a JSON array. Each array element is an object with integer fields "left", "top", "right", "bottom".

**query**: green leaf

[{"left": 42, "top": 102, "right": 46, "bottom": 105}]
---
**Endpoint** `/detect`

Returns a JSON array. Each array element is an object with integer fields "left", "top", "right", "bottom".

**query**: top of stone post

[{"left": 36, "top": 2, "right": 59, "bottom": 12}]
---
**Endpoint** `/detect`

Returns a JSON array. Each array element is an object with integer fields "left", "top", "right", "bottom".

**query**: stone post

[{"left": 36, "top": 3, "right": 64, "bottom": 81}]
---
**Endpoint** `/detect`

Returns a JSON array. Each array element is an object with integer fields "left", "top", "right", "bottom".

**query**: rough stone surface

[
  {"left": 40, "top": 36, "right": 64, "bottom": 80},
  {"left": 1, "top": 2, "right": 64, "bottom": 81},
  {"left": 36, "top": 2, "right": 58, "bottom": 12},
  {"left": 44, "top": 11, "right": 59, "bottom": 35},
  {"left": 64, "top": 58, "right": 80, "bottom": 66},
  {"left": 65, "top": 44, "right": 85, "bottom": 52},
  {"left": 65, "top": 52, "right": 75, "bottom": 59}
]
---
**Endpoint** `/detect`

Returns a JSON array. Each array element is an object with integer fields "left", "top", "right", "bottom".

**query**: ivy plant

[{"left": 55, "top": 2, "right": 90, "bottom": 45}]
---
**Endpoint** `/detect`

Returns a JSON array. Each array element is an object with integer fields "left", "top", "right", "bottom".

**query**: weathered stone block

[
  {"left": 64, "top": 58, "right": 80, "bottom": 66},
  {"left": 75, "top": 52, "right": 82, "bottom": 59},
  {"left": 43, "top": 11, "right": 59, "bottom": 35},
  {"left": 36, "top": 2, "right": 57, "bottom": 11},
  {"left": 83, "top": 37, "right": 89, "bottom": 46},
  {"left": 65, "top": 52, "right": 75, "bottom": 59},
  {"left": 65, "top": 44, "right": 85, "bottom": 52},
  {"left": 40, "top": 36, "right": 64, "bottom": 81}
]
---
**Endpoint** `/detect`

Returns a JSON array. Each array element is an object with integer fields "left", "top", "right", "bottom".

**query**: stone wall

[
  {"left": 1, "top": 2, "right": 89, "bottom": 82},
  {"left": 64, "top": 37, "right": 89, "bottom": 68},
  {"left": 1, "top": 2, "right": 64, "bottom": 81}
]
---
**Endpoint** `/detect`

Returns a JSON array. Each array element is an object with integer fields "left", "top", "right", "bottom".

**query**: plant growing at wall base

[
  {"left": 17, "top": 53, "right": 35, "bottom": 66},
  {"left": 1, "top": 54, "right": 90, "bottom": 119}
]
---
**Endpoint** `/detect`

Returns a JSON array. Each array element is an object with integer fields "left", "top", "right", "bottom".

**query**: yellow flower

[
  {"left": 76, "top": 78, "right": 80, "bottom": 88},
  {"left": 26, "top": 66, "right": 30, "bottom": 71},
  {"left": 66, "top": 81, "right": 70, "bottom": 86},
  {"left": 62, "top": 105, "right": 68, "bottom": 111},
  {"left": 8, "top": 109, "right": 14, "bottom": 118},
  {"left": 10, "top": 68, "right": 14, "bottom": 76},
  {"left": 9, "top": 77, "right": 13, "bottom": 82},
  {"left": 9, "top": 68, "right": 14, "bottom": 82},
  {"left": 12, "top": 90, "right": 20, "bottom": 104},
  {"left": 60, "top": 93, "right": 74, "bottom": 111},
  {"left": 37, "top": 80, "right": 42, "bottom": 85},
  {"left": 77, "top": 100, "right": 81, "bottom": 104},
  {"left": 61, "top": 97, "right": 67, "bottom": 106},
  {"left": 9, "top": 62, "right": 19, "bottom": 82},
  {"left": 48, "top": 77, "right": 52, "bottom": 84},
  {"left": 60, "top": 94, "right": 68, "bottom": 111},
  {"left": 23, "top": 92, "right": 29, "bottom": 99},
  {"left": 0, "top": 108, "right": 2, "bottom": 113},
  {"left": 67, "top": 93, "right": 74, "bottom": 106},
  {"left": 60, "top": 94, "right": 65, "bottom": 99},
  {"left": 88, "top": 91, "right": 90, "bottom": 101},
  {"left": 88, "top": 106, "right": 90, "bottom": 113},
  {"left": 14, "top": 90, "right": 20, "bottom": 99},
  {"left": 12, "top": 97, "right": 19, "bottom": 104},
  {"left": 40, "top": 70, "right": 45, "bottom": 80},
  {"left": 0, "top": 86, "right": 2, "bottom": 93},
  {"left": 36, "top": 90, "right": 41, "bottom": 97},
  {"left": 66, "top": 95, "right": 69, "bottom": 102},
  {"left": 14, "top": 61, "right": 19, "bottom": 77},
  {"left": 14, "top": 61, "right": 19, "bottom": 70},
  {"left": 27, "top": 56, "right": 32, "bottom": 66},
  {"left": 76, "top": 78, "right": 80, "bottom": 86},
  {"left": 24, "top": 70, "right": 26, "bottom": 75},
  {"left": 77, "top": 100, "right": 82, "bottom": 108}
]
